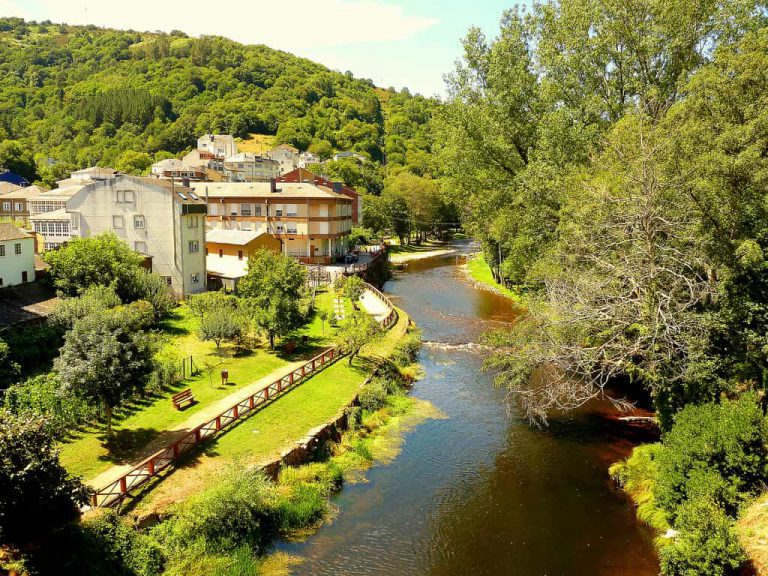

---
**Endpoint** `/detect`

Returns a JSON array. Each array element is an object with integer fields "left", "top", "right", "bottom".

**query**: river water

[{"left": 276, "top": 244, "right": 659, "bottom": 575}]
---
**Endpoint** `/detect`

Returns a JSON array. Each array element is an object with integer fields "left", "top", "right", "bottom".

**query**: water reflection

[{"left": 274, "top": 242, "right": 658, "bottom": 575}]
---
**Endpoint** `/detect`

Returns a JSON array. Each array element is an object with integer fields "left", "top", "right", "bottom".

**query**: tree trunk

[
  {"left": 269, "top": 332, "right": 275, "bottom": 349},
  {"left": 104, "top": 399, "right": 113, "bottom": 436}
]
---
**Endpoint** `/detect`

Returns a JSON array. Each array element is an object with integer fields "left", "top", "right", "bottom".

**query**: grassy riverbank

[
  {"left": 58, "top": 292, "right": 347, "bottom": 482},
  {"left": 465, "top": 254, "right": 520, "bottom": 301}
]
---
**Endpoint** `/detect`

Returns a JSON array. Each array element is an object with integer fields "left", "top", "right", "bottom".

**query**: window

[
  {"left": 2, "top": 202, "right": 9, "bottom": 211},
  {"left": 134, "top": 215, "right": 145, "bottom": 229},
  {"left": 210, "top": 204, "right": 219, "bottom": 216},
  {"left": 14, "top": 203, "right": 22, "bottom": 211},
  {"left": 287, "top": 226, "right": 298, "bottom": 234},
  {"left": 134, "top": 241, "right": 147, "bottom": 254},
  {"left": 238, "top": 250, "right": 243, "bottom": 261},
  {"left": 188, "top": 216, "right": 199, "bottom": 228},
  {"left": 189, "top": 240, "right": 199, "bottom": 253},
  {"left": 14, "top": 243, "right": 21, "bottom": 255},
  {"left": 287, "top": 204, "right": 298, "bottom": 217},
  {"left": 218, "top": 249, "right": 223, "bottom": 258},
  {"left": 254, "top": 205, "right": 262, "bottom": 216},
  {"left": 112, "top": 215, "right": 124, "bottom": 228},
  {"left": 276, "top": 207, "right": 283, "bottom": 217},
  {"left": 276, "top": 225, "right": 285, "bottom": 233},
  {"left": 116, "top": 190, "right": 135, "bottom": 203},
  {"left": 163, "top": 276, "right": 172, "bottom": 286},
  {"left": 191, "top": 273, "right": 200, "bottom": 284},
  {"left": 240, "top": 204, "right": 252, "bottom": 217},
  {"left": 53, "top": 222, "right": 62, "bottom": 236},
  {"left": 0, "top": 245, "right": 5, "bottom": 257}
]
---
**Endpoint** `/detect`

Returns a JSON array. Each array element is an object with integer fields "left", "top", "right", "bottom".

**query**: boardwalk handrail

[{"left": 91, "top": 285, "right": 396, "bottom": 508}]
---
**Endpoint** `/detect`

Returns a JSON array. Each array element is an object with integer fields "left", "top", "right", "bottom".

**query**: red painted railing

[{"left": 90, "top": 284, "right": 397, "bottom": 508}]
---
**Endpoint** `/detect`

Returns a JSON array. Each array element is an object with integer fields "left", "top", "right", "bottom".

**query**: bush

[
  {"left": 653, "top": 393, "right": 768, "bottom": 519},
  {"left": 659, "top": 498, "right": 745, "bottom": 576},
  {"left": 153, "top": 469, "right": 279, "bottom": 553},
  {"left": 358, "top": 380, "right": 388, "bottom": 412},
  {"left": 3, "top": 322, "right": 64, "bottom": 372},
  {"left": 3, "top": 373, "right": 97, "bottom": 436},
  {"left": 391, "top": 326, "right": 421, "bottom": 366},
  {"left": 85, "top": 510, "right": 165, "bottom": 576}
]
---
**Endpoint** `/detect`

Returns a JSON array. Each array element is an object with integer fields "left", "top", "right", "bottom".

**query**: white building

[
  {"left": 332, "top": 151, "right": 367, "bottom": 163},
  {"left": 298, "top": 152, "right": 322, "bottom": 168},
  {"left": 150, "top": 158, "right": 207, "bottom": 182},
  {"left": 267, "top": 144, "right": 299, "bottom": 175},
  {"left": 197, "top": 134, "right": 237, "bottom": 160},
  {"left": 223, "top": 153, "right": 280, "bottom": 182},
  {"left": 0, "top": 224, "right": 35, "bottom": 287},
  {"left": 64, "top": 176, "right": 208, "bottom": 296}
]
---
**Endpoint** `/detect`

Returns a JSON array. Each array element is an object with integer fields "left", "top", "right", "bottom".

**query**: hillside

[{"left": 0, "top": 17, "right": 439, "bottom": 188}]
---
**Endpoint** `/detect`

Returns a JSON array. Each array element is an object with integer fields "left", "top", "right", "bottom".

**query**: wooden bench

[{"left": 172, "top": 389, "right": 195, "bottom": 410}]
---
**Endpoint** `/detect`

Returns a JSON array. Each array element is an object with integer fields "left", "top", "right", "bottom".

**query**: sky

[{"left": 2, "top": 0, "right": 528, "bottom": 98}]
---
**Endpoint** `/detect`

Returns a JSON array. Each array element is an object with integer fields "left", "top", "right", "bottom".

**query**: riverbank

[
  {"left": 464, "top": 253, "right": 521, "bottom": 302},
  {"left": 387, "top": 239, "right": 458, "bottom": 264}
]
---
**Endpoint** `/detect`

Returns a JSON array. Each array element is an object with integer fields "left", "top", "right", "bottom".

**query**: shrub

[
  {"left": 358, "top": 380, "right": 388, "bottom": 412},
  {"left": 85, "top": 510, "right": 165, "bottom": 576},
  {"left": 659, "top": 498, "right": 745, "bottom": 576},
  {"left": 391, "top": 326, "right": 422, "bottom": 366},
  {"left": 153, "top": 469, "right": 279, "bottom": 553},
  {"left": 653, "top": 393, "right": 768, "bottom": 519},
  {"left": 610, "top": 443, "right": 669, "bottom": 532}
]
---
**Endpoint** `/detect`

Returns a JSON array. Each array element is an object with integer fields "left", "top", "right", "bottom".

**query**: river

[{"left": 275, "top": 243, "right": 659, "bottom": 575}]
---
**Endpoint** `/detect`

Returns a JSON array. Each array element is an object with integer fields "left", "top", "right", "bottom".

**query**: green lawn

[
  {"left": 466, "top": 254, "right": 521, "bottom": 301},
  {"left": 59, "top": 291, "right": 346, "bottom": 480},
  {"left": 127, "top": 307, "right": 410, "bottom": 515}
]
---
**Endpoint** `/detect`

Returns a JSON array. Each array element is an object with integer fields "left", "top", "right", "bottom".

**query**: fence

[{"left": 91, "top": 283, "right": 397, "bottom": 508}]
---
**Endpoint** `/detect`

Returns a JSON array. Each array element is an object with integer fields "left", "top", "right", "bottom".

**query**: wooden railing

[{"left": 90, "top": 285, "right": 396, "bottom": 508}]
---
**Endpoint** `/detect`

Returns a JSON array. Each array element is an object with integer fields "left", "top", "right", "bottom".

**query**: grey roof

[{"left": 0, "top": 223, "right": 32, "bottom": 241}]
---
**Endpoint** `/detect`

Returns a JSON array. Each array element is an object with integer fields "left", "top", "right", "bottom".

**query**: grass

[
  {"left": 466, "top": 253, "right": 521, "bottom": 301},
  {"left": 237, "top": 133, "right": 277, "bottom": 155},
  {"left": 127, "top": 307, "right": 411, "bottom": 515},
  {"left": 737, "top": 493, "right": 768, "bottom": 574},
  {"left": 59, "top": 292, "right": 345, "bottom": 481}
]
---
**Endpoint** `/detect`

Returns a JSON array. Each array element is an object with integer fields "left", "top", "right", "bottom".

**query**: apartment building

[
  {"left": 267, "top": 144, "right": 299, "bottom": 175},
  {"left": 223, "top": 153, "right": 280, "bottom": 182},
  {"left": 63, "top": 176, "right": 207, "bottom": 296},
  {"left": 0, "top": 224, "right": 35, "bottom": 287},
  {"left": 150, "top": 158, "right": 208, "bottom": 182},
  {"left": 0, "top": 184, "right": 48, "bottom": 223},
  {"left": 197, "top": 134, "right": 237, "bottom": 159},
  {"left": 191, "top": 180, "right": 353, "bottom": 264},
  {"left": 276, "top": 168, "right": 363, "bottom": 225}
]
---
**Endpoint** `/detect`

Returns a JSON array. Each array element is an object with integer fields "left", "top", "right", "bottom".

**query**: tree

[
  {"left": 317, "top": 308, "right": 330, "bottom": 334},
  {"left": 336, "top": 310, "right": 382, "bottom": 365},
  {"left": 0, "top": 336, "right": 20, "bottom": 385},
  {"left": 343, "top": 275, "right": 365, "bottom": 303},
  {"left": 114, "top": 150, "right": 153, "bottom": 175},
  {"left": 55, "top": 310, "right": 155, "bottom": 434},
  {"left": 198, "top": 305, "right": 244, "bottom": 355},
  {"left": 123, "top": 268, "right": 176, "bottom": 318},
  {"left": 187, "top": 290, "right": 234, "bottom": 321},
  {"left": 486, "top": 115, "right": 713, "bottom": 425},
  {"left": 50, "top": 285, "right": 121, "bottom": 329},
  {"left": 0, "top": 412, "right": 89, "bottom": 548},
  {"left": 42, "top": 233, "right": 144, "bottom": 298},
  {"left": 0, "top": 139, "right": 35, "bottom": 181},
  {"left": 237, "top": 250, "right": 307, "bottom": 349}
]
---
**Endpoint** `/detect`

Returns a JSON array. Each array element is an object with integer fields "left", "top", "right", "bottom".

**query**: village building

[
  {"left": 204, "top": 228, "right": 281, "bottom": 290},
  {"left": 191, "top": 178, "right": 353, "bottom": 264},
  {"left": 62, "top": 176, "right": 208, "bottom": 296},
  {"left": 298, "top": 151, "right": 322, "bottom": 168},
  {"left": 150, "top": 158, "right": 208, "bottom": 182},
  {"left": 197, "top": 134, "right": 237, "bottom": 160},
  {"left": 266, "top": 144, "right": 300, "bottom": 175},
  {"left": 276, "top": 168, "right": 363, "bottom": 225},
  {"left": 223, "top": 153, "right": 280, "bottom": 182},
  {"left": 0, "top": 223, "right": 35, "bottom": 287},
  {"left": 0, "top": 184, "right": 48, "bottom": 223}
]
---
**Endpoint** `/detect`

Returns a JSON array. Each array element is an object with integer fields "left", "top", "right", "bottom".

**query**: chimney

[
  {"left": 270, "top": 179, "right": 279, "bottom": 193},
  {"left": 332, "top": 181, "right": 343, "bottom": 193},
  {"left": 182, "top": 178, "right": 190, "bottom": 188}
]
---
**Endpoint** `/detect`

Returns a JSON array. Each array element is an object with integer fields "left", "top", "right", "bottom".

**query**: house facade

[
  {"left": 205, "top": 228, "right": 281, "bottom": 289},
  {"left": 0, "top": 224, "right": 35, "bottom": 287},
  {"left": 0, "top": 184, "right": 48, "bottom": 223},
  {"left": 150, "top": 158, "right": 208, "bottom": 182},
  {"left": 267, "top": 144, "right": 299, "bottom": 175},
  {"left": 191, "top": 180, "right": 353, "bottom": 264},
  {"left": 197, "top": 134, "right": 237, "bottom": 159},
  {"left": 223, "top": 153, "right": 280, "bottom": 182},
  {"left": 276, "top": 168, "right": 363, "bottom": 225},
  {"left": 65, "top": 176, "right": 207, "bottom": 296}
]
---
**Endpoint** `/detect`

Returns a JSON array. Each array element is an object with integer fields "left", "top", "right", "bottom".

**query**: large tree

[
  {"left": 237, "top": 250, "right": 307, "bottom": 349},
  {"left": 42, "top": 233, "right": 144, "bottom": 298},
  {"left": 336, "top": 309, "right": 383, "bottom": 365},
  {"left": 55, "top": 309, "right": 155, "bottom": 434}
]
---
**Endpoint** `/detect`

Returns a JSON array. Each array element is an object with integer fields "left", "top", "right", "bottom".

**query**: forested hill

[{"left": 0, "top": 17, "right": 438, "bottom": 186}]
